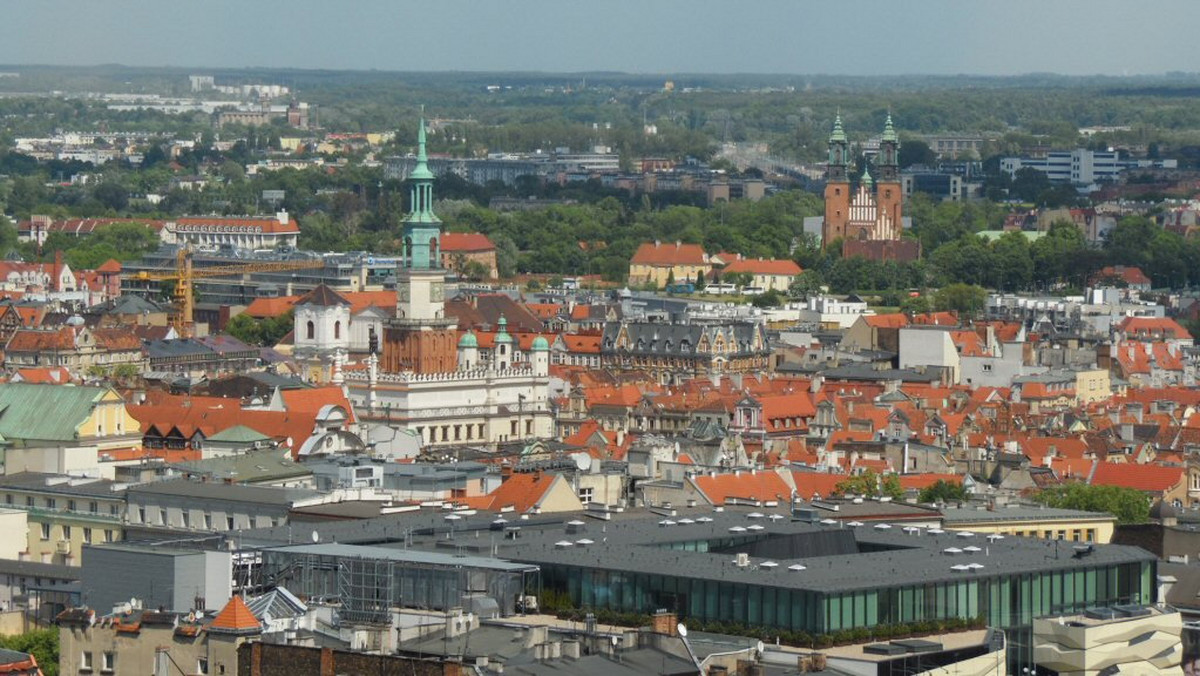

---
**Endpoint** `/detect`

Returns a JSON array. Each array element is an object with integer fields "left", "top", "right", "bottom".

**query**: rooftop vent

[{"left": 734, "top": 553, "right": 750, "bottom": 568}]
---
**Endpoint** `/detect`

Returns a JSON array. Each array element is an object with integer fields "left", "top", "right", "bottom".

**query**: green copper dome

[
  {"left": 495, "top": 315, "right": 512, "bottom": 344},
  {"left": 458, "top": 331, "right": 478, "bottom": 348},
  {"left": 861, "top": 166, "right": 874, "bottom": 188},
  {"left": 531, "top": 336, "right": 550, "bottom": 351}
]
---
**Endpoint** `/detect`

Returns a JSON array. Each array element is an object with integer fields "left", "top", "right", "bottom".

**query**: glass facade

[{"left": 540, "top": 559, "right": 1154, "bottom": 637}]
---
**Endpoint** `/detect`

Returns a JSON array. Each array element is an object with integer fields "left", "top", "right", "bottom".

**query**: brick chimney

[
  {"left": 651, "top": 609, "right": 678, "bottom": 636},
  {"left": 52, "top": 250, "right": 63, "bottom": 292}
]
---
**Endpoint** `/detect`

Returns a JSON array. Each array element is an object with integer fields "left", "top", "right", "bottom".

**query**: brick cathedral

[{"left": 822, "top": 114, "right": 921, "bottom": 262}]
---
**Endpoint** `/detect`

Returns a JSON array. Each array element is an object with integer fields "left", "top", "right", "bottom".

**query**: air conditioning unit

[
  {"left": 734, "top": 552, "right": 750, "bottom": 568},
  {"left": 55, "top": 540, "right": 71, "bottom": 555}
]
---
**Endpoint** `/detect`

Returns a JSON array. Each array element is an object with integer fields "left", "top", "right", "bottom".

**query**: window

[
  {"left": 3, "top": 495, "right": 9, "bottom": 505},
  {"left": 227, "top": 516, "right": 235, "bottom": 531},
  {"left": 159, "top": 509, "right": 168, "bottom": 526},
  {"left": 102, "top": 651, "right": 114, "bottom": 672},
  {"left": 62, "top": 525, "right": 71, "bottom": 539},
  {"left": 89, "top": 501, "right": 97, "bottom": 514},
  {"left": 24, "top": 497, "right": 32, "bottom": 507},
  {"left": 137, "top": 507, "right": 146, "bottom": 523},
  {"left": 579, "top": 487, "right": 594, "bottom": 503},
  {"left": 40, "top": 523, "right": 49, "bottom": 540},
  {"left": 204, "top": 513, "right": 212, "bottom": 530},
  {"left": 68, "top": 500, "right": 76, "bottom": 512},
  {"left": 334, "top": 321, "right": 341, "bottom": 339},
  {"left": 306, "top": 321, "right": 315, "bottom": 340},
  {"left": 83, "top": 528, "right": 92, "bottom": 544},
  {"left": 81, "top": 651, "right": 93, "bottom": 671},
  {"left": 104, "top": 530, "right": 113, "bottom": 543},
  {"left": 44, "top": 498, "right": 55, "bottom": 509},
  {"left": 197, "top": 657, "right": 208, "bottom": 675},
  {"left": 182, "top": 512, "right": 190, "bottom": 529}
]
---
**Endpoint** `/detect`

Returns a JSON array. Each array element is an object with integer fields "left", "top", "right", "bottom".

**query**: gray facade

[{"left": 81, "top": 544, "right": 231, "bottom": 613}]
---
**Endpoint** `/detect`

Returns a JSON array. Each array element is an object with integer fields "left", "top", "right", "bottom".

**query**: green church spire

[
  {"left": 830, "top": 113, "right": 847, "bottom": 143},
  {"left": 400, "top": 114, "right": 442, "bottom": 270},
  {"left": 881, "top": 113, "right": 898, "bottom": 143}
]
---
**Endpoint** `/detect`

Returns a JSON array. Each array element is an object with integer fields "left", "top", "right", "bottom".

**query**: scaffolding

[{"left": 255, "top": 544, "right": 539, "bottom": 625}]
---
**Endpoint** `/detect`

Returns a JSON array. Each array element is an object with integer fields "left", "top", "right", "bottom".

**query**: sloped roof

[
  {"left": 693, "top": 469, "right": 791, "bottom": 505},
  {"left": 208, "top": 595, "right": 261, "bottom": 634},
  {"left": 721, "top": 258, "right": 802, "bottom": 276},
  {"left": 863, "top": 313, "right": 909, "bottom": 329},
  {"left": 243, "top": 295, "right": 300, "bottom": 318},
  {"left": 207, "top": 425, "right": 271, "bottom": 443},
  {"left": 1090, "top": 462, "right": 1183, "bottom": 493},
  {"left": 441, "top": 232, "right": 494, "bottom": 252},
  {"left": 630, "top": 241, "right": 707, "bottom": 266},
  {"left": 175, "top": 216, "right": 298, "bottom": 234},
  {"left": 295, "top": 284, "right": 350, "bottom": 307},
  {"left": 465, "top": 472, "right": 572, "bottom": 513},
  {"left": 0, "top": 383, "right": 112, "bottom": 442}
]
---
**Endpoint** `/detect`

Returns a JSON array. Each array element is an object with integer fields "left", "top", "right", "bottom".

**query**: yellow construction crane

[{"left": 134, "top": 247, "right": 326, "bottom": 338}]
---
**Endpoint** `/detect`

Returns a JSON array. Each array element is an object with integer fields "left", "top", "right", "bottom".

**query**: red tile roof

[
  {"left": 694, "top": 469, "right": 791, "bottom": 505},
  {"left": 1090, "top": 462, "right": 1183, "bottom": 493},
  {"left": 1116, "top": 316, "right": 1192, "bottom": 341},
  {"left": 466, "top": 472, "right": 566, "bottom": 513},
  {"left": 721, "top": 258, "right": 802, "bottom": 276},
  {"left": 441, "top": 232, "right": 494, "bottom": 252},
  {"left": 898, "top": 473, "right": 960, "bottom": 491},
  {"left": 208, "top": 595, "right": 260, "bottom": 633},
  {"left": 630, "top": 241, "right": 707, "bottom": 266},
  {"left": 864, "top": 313, "right": 909, "bottom": 329},
  {"left": 243, "top": 296, "right": 300, "bottom": 318}
]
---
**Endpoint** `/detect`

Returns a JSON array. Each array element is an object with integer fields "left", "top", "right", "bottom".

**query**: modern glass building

[{"left": 502, "top": 510, "right": 1155, "bottom": 668}]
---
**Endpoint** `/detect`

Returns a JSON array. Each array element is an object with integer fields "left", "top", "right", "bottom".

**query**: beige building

[
  {"left": 1034, "top": 606, "right": 1183, "bottom": 674},
  {"left": 1074, "top": 368, "right": 1112, "bottom": 405},
  {"left": 58, "top": 596, "right": 259, "bottom": 676},
  {"left": 0, "top": 473, "right": 125, "bottom": 566},
  {"left": 627, "top": 240, "right": 711, "bottom": 288},
  {"left": 940, "top": 504, "right": 1117, "bottom": 544}
]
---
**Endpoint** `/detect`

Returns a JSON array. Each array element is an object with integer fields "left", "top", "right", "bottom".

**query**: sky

[{"left": 0, "top": 0, "right": 1191, "bottom": 77}]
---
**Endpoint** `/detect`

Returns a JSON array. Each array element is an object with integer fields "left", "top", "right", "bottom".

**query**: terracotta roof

[
  {"left": 694, "top": 469, "right": 791, "bottom": 505},
  {"left": 95, "top": 259, "right": 122, "bottom": 274},
  {"left": 243, "top": 296, "right": 300, "bottom": 318},
  {"left": 791, "top": 471, "right": 849, "bottom": 500},
  {"left": 721, "top": 258, "right": 802, "bottom": 276},
  {"left": 912, "top": 312, "right": 958, "bottom": 326},
  {"left": 466, "top": 472, "right": 566, "bottom": 513},
  {"left": 863, "top": 313, "right": 909, "bottom": 329},
  {"left": 6, "top": 326, "right": 75, "bottom": 352},
  {"left": 1090, "top": 462, "right": 1183, "bottom": 493},
  {"left": 1116, "top": 316, "right": 1192, "bottom": 341},
  {"left": 630, "top": 241, "right": 707, "bottom": 266},
  {"left": 1095, "top": 265, "right": 1151, "bottom": 286},
  {"left": 440, "top": 232, "right": 494, "bottom": 252},
  {"left": 208, "top": 595, "right": 261, "bottom": 633},
  {"left": 898, "top": 473, "right": 960, "bottom": 491}
]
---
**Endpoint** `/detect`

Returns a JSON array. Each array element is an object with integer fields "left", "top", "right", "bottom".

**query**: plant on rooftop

[{"left": 1030, "top": 483, "right": 1150, "bottom": 525}]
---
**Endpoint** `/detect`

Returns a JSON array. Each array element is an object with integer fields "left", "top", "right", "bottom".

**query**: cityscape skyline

[{"left": 2, "top": 0, "right": 1194, "bottom": 77}]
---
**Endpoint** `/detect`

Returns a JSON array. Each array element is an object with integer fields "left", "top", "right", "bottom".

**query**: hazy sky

[{"left": 1, "top": 0, "right": 1190, "bottom": 76}]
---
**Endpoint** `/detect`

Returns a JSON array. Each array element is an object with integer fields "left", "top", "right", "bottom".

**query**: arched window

[
  {"left": 334, "top": 321, "right": 341, "bottom": 340},
  {"left": 429, "top": 236, "right": 439, "bottom": 263},
  {"left": 306, "top": 321, "right": 314, "bottom": 340}
]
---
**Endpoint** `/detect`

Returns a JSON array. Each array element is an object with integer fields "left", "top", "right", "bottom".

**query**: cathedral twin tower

[{"left": 821, "top": 114, "right": 904, "bottom": 248}]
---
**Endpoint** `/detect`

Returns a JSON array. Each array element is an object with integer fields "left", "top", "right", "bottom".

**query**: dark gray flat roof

[
  {"left": 484, "top": 508, "right": 1153, "bottom": 594},
  {"left": 940, "top": 505, "right": 1115, "bottom": 525},
  {"left": 127, "top": 479, "right": 320, "bottom": 506},
  {"left": 0, "top": 472, "right": 123, "bottom": 498},
  {"left": 265, "top": 543, "right": 537, "bottom": 573}
]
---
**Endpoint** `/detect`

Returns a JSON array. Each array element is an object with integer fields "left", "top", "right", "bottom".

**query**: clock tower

[{"left": 380, "top": 117, "right": 460, "bottom": 374}]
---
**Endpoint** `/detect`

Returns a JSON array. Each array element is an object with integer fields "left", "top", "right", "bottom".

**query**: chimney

[
  {"left": 500, "top": 462, "right": 513, "bottom": 481},
  {"left": 277, "top": 209, "right": 289, "bottom": 225},
  {"left": 651, "top": 609, "right": 678, "bottom": 636},
  {"left": 52, "top": 250, "right": 63, "bottom": 292}
]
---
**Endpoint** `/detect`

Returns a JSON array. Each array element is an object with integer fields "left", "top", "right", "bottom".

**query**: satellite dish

[
  {"left": 311, "top": 530, "right": 319, "bottom": 543},
  {"left": 677, "top": 623, "right": 688, "bottom": 638}
]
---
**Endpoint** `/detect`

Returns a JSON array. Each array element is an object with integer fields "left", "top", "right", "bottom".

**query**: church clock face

[{"left": 431, "top": 282, "right": 444, "bottom": 303}]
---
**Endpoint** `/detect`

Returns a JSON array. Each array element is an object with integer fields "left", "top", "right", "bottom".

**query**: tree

[
  {"left": 898, "top": 139, "right": 936, "bottom": 169},
  {"left": 835, "top": 471, "right": 903, "bottom": 500},
  {"left": 751, "top": 289, "right": 784, "bottom": 308},
  {"left": 1030, "top": 484, "right": 1150, "bottom": 525},
  {"left": 899, "top": 294, "right": 931, "bottom": 315},
  {"left": 0, "top": 629, "right": 58, "bottom": 676},
  {"left": 918, "top": 479, "right": 968, "bottom": 504},
  {"left": 934, "top": 283, "right": 987, "bottom": 320}
]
